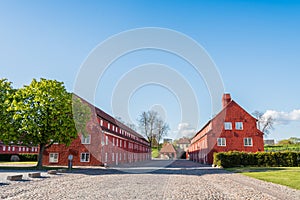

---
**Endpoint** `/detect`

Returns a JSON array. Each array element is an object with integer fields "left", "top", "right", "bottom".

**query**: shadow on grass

[{"left": 227, "top": 167, "right": 287, "bottom": 173}]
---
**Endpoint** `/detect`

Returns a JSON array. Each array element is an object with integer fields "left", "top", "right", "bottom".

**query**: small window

[
  {"left": 224, "top": 122, "right": 232, "bottom": 130},
  {"left": 19, "top": 147, "right": 22, "bottom": 151},
  {"left": 217, "top": 138, "right": 226, "bottom": 146},
  {"left": 116, "top": 139, "right": 118, "bottom": 147},
  {"left": 112, "top": 153, "right": 114, "bottom": 161},
  {"left": 124, "top": 141, "right": 126, "bottom": 148},
  {"left": 81, "top": 135, "right": 91, "bottom": 144},
  {"left": 106, "top": 136, "right": 108, "bottom": 145},
  {"left": 244, "top": 138, "right": 253, "bottom": 146},
  {"left": 105, "top": 153, "right": 108, "bottom": 162},
  {"left": 235, "top": 122, "right": 243, "bottom": 130},
  {"left": 113, "top": 138, "right": 115, "bottom": 146},
  {"left": 8, "top": 146, "right": 11, "bottom": 151},
  {"left": 120, "top": 140, "right": 122, "bottom": 148},
  {"left": 12, "top": 146, "right": 15, "bottom": 151},
  {"left": 2, "top": 146, "right": 6, "bottom": 151},
  {"left": 100, "top": 119, "right": 103, "bottom": 126},
  {"left": 80, "top": 153, "right": 90, "bottom": 162},
  {"left": 108, "top": 123, "right": 110, "bottom": 129},
  {"left": 49, "top": 153, "right": 59, "bottom": 163}
]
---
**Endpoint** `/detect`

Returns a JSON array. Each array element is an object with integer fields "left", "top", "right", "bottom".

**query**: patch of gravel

[{"left": 0, "top": 161, "right": 299, "bottom": 200}]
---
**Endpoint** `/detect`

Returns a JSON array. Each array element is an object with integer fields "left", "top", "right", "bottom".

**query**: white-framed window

[
  {"left": 2, "top": 146, "right": 6, "bottom": 151},
  {"left": 113, "top": 138, "right": 115, "bottom": 146},
  {"left": 26, "top": 147, "right": 29, "bottom": 151},
  {"left": 31, "top": 147, "right": 35, "bottom": 151},
  {"left": 112, "top": 153, "right": 114, "bottom": 161},
  {"left": 120, "top": 140, "right": 122, "bottom": 148},
  {"left": 217, "top": 138, "right": 226, "bottom": 146},
  {"left": 19, "top": 147, "right": 21, "bottom": 151},
  {"left": 116, "top": 127, "right": 118, "bottom": 132},
  {"left": 80, "top": 153, "right": 90, "bottom": 162},
  {"left": 124, "top": 141, "right": 126, "bottom": 148},
  {"left": 8, "top": 146, "right": 11, "bottom": 151},
  {"left": 244, "top": 138, "right": 253, "bottom": 146},
  {"left": 224, "top": 122, "right": 232, "bottom": 130},
  {"left": 116, "top": 139, "right": 118, "bottom": 147},
  {"left": 49, "top": 153, "right": 59, "bottom": 163},
  {"left": 100, "top": 119, "right": 103, "bottom": 126},
  {"left": 235, "top": 122, "right": 243, "bottom": 130},
  {"left": 22, "top": 147, "right": 25, "bottom": 151},
  {"left": 106, "top": 136, "right": 108, "bottom": 145},
  {"left": 108, "top": 123, "right": 110, "bottom": 129},
  {"left": 12, "top": 146, "right": 15, "bottom": 151},
  {"left": 112, "top": 125, "right": 115, "bottom": 131},
  {"left": 105, "top": 152, "right": 108, "bottom": 162},
  {"left": 81, "top": 134, "right": 91, "bottom": 144}
]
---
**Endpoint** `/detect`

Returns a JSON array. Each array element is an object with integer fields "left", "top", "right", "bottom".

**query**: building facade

[
  {"left": 188, "top": 94, "right": 264, "bottom": 164},
  {"left": 43, "top": 97, "right": 151, "bottom": 166},
  {"left": 0, "top": 142, "right": 39, "bottom": 155}
]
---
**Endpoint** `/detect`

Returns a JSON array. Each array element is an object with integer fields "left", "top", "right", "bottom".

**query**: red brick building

[
  {"left": 0, "top": 142, "right": 39, "bottom": 155},
  {"left": 43, "top": 97, "right": 151, "bottom": 166},
  {"left": 188, "top": 94, "right": 264, "bottom": 164}
]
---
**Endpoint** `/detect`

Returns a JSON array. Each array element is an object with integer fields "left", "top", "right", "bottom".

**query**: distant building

[
  {"left": 163, "top": 138, "right": 173, "bottom": 144},
  {"left": 188, "top": 94, "right": 264, "bottom": 164},
  {"left": 0, "top": 141, "right": 38, "bottom": 161},
  {"left": 176, "top": 137, "right": 191, "bottom": 152},
  {"left": 160, "top": 143, "right": 177, "bottom": 159},
  {"left": 264, "top": 139, "right": 275, "bottom": 146}
]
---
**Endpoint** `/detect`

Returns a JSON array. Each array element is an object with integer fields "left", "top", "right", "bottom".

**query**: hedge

[
  {"left": 213, "top": 151, "right": 300, "bottom": 168},
  {"left": 0, "top": 154, "right": 38, "bottom": 162}
]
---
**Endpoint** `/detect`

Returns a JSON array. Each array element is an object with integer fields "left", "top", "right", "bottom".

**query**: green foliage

[
  {"left": 9, "top": 79, "right": 77, "bottom": 146},
  {"left": 0, "top": 79, "right": 16, "bottom": 143},
  {"left": 214, "top": 151, "right": 300, "bottom": 168},
  {"left": 264, "top": 143, "right": 300, "bottom": 152},
  {"left": 152, "top": 148, "right": 160, "bottom": 158}
]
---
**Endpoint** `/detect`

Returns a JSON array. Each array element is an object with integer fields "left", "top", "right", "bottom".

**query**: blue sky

[{"left": 1, "top": 0, "right": 300, "bottom": 141}]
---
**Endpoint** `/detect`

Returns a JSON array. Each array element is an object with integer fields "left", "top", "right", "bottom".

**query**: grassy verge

[
  {"left": 0, "top": 161, "right": 37, "bottom": 165},
  {"left": 227, "top": 167, "right": 300, "bottom": 190},
  {"left": 152, "top": 148, "right": 160, "bottom": 158}
]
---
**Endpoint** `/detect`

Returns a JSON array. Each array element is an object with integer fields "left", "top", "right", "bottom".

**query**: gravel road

[{"left": 0, "top": 160, "right": 299, "bottom": 200}]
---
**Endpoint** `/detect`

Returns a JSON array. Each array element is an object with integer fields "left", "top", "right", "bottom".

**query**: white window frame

[
  {"left": 235, "top": 122, "right": 243, "bottom": 130},
  {"left": 108, "top": 123, "right": 110, "bottom": 130},
  {"left": 12, "top": 146, "right": 15, "bottom": 151},
  {"left": 113, "top": 138, "right": 115, "bottom": 146},
  {"left": 116, "top": 139, "right": 118, "bottom": 147},
  {"left": 106, "top": 136, "right": 108, "bottom": 145},
  {"left": 217, "top": 138, "right": 226, "bottom": 146},
  {"left": 120, "top": 140, "right": 122, "bottom": 148},
  {"left": 81, "top": 134, "right": 91, "bottom": 144},
  {"left": 49, "top": 153, "right": 59, "bottom": 163},
  {"left": 224, "top": 122, "right": 232, "bottom": 130},
  {"left": 244, "top": 138, "right": 253, "bottom": 147},
  {"left": 100, "top": 119, "right": 103, "bottom": 126},
  {"left": 105, "top": 152, "right": 108, "bottom": 162},
  {"left": 8, "top": 146, "right": 11, "bottom": 151},
  {"left": 80, "top": 152, "right": 90, "bottom": 162},
  {"left": 2, "top": 146, "right": 6, "bottom": 151}
]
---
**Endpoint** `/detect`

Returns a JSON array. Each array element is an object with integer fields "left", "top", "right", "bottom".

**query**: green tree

[
  {"left": 9, "top": 78, "right": 88, "bottom": 169},
  {"left": 0, "top": 78, "right": 16, "bottom": 143}
]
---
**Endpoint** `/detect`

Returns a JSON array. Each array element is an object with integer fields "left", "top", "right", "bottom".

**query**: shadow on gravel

[
  {"left": 69, "top": 160, "right": 232, "bottom": 176},
  {"left": 0, "top": 183, "right": 9, "bottom": 186}
]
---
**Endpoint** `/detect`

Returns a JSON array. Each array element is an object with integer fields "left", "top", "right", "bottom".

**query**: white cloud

[
  {"left": 263, "top": 109, "right": 300, "bottom": 125},
  {"left": 174, "top": 123, "right": 196, "bottom": 138}
]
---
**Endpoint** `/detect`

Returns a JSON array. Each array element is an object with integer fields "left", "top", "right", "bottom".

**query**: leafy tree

[
  {"left": 252, "top": 110, "right": 274, "bottom": 135},
  {"left": 0, "top": 78, "right": 16, "bottom": 142},
  {"left": 9, "top": 78, "right": 88, "bottom": 169}
]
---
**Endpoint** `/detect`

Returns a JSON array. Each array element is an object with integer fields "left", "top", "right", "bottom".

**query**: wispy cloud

[
  {"left": 263, "top": 109, "right": 300, "bottom": 125},
  {"left": 174, "top": 123, "right": 196, "bottom": 138}
]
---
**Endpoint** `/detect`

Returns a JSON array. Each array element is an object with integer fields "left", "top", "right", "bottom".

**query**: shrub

[{"left": 213, "top": 151, "right": 300, "bottom": 168}]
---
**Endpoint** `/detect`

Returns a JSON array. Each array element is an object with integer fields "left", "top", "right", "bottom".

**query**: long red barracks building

[
  {"left": 188, "top": 94, "right": 264, "bottom": 164},
  {"left": 43, "top": 96, "right": 151, "bottom": 166}
]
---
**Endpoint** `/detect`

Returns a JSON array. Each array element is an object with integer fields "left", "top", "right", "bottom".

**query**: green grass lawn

[
  {"left": 0, "top": 161, "right": 37, "bottom": 165},
  {"left": 227, "top": 167, "right": 300, "bottom": 190},
  {"left": 152, "top": 148, "right": 160, "bottom": 158}
]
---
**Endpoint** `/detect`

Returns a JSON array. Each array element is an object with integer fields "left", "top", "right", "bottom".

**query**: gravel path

[{"left": 0, "top": 160, "right": 299, "bottom": 200}]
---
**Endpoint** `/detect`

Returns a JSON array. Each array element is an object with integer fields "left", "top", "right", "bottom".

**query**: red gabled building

[
  {"left": 188, "top": 94, "right": 264, "bottom": 164},
  {"left": 43, "top": 96, "right": 151, "bottom": 166}
]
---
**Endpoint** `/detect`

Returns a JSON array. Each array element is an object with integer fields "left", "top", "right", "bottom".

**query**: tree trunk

[{"left": 36, "top": 143, "right": 45, "bottom": 169}]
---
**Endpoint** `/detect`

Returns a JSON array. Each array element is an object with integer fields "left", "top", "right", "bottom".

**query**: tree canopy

[{"left": 1, "top": 78, "right": 91, "bottom": 168}]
